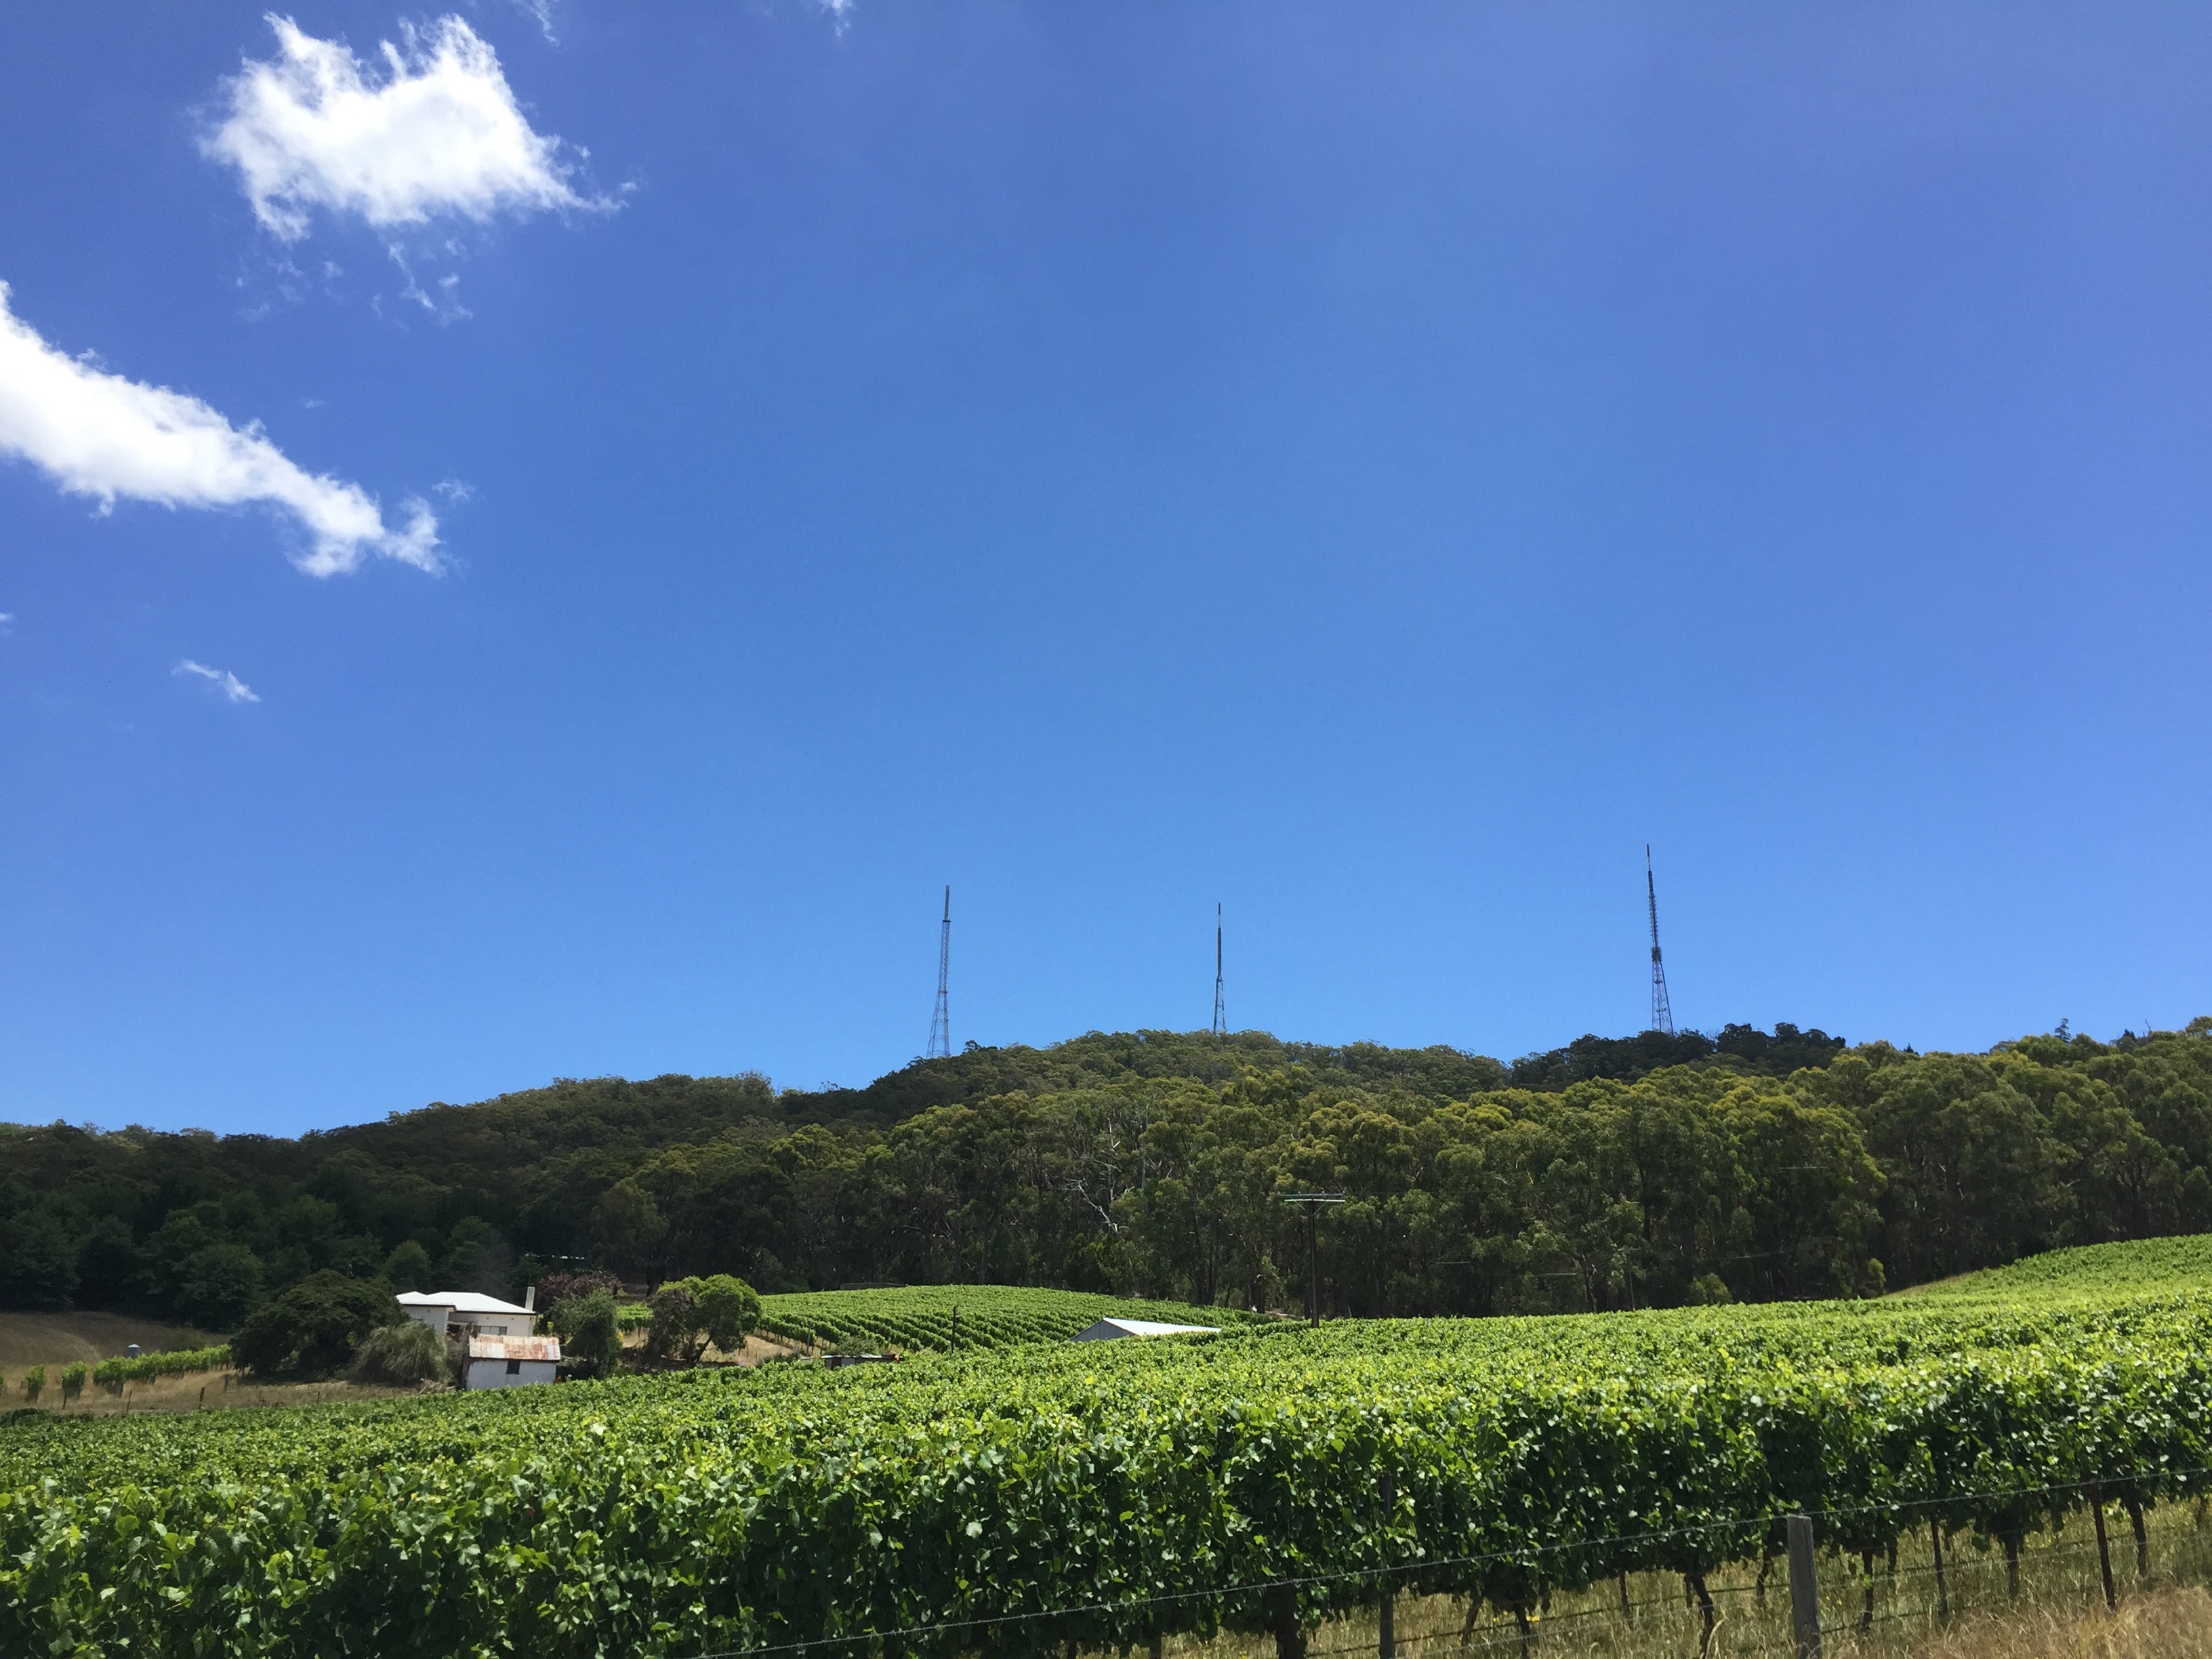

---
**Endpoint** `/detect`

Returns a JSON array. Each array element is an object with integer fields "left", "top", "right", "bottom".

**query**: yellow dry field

[
  {"left": 5, "top": 1365, "right": 426, "bottom": 1416},
  {"left": 0, "top": 1309, "right": 221, "bottom": 1370}
]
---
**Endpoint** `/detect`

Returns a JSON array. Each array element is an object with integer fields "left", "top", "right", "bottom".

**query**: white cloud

[
  {"left": 205, "top": 14, "right": 602, "bottom": 240},
  {"left": 0, "top": 282, "right": 438, "bottom": 576},
  {"left": 174, "top": 660, "right": 262, "bottom": 704},
  {"left": 511, "top": 0, "right": 559, "bottom": 44}
]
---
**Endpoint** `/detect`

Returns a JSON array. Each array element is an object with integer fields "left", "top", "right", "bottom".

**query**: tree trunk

[{"left": 1688, "top": 1574, "right": 1716, "bottom": 1656}]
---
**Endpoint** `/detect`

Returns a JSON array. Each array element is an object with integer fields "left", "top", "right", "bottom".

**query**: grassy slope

[
  {"left": 1897, "top": 1232, "right": 2212, "bottom": 1299},
  {"left": 0, "top": 1311, "right": 223, "bottom": 1370}
]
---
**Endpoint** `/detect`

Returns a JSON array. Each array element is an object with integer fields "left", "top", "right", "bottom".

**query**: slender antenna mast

[
  {"left": 927, "top": 886, "right": 951, "bottom": 1059},
  {"left": 1210, "top": 903, "right": 1225, "bottom": 1040},
  {"left": 1645, "top": 846, "right": 1674, "bottom": 1036}
]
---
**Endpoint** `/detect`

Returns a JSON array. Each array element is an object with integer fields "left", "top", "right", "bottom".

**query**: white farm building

[
  {"left": 396, "top": 1290, "right": 562, "bottom": 1389},
  {"left": 464, "top": 1335, "right": 562, "bottom": 1391},
  {"left": 396, "top": 1290, "right": 537, "bottom": 1337}
]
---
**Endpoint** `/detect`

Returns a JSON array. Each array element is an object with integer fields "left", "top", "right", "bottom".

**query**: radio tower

[
  {"left": 1645, "top": 846, "right": 1675, "bottom": 1036},
  {"left": 926, "top": 886, "right": 952, "bottom": 1059},
  {"left": 1210, "top": 903, "right": 1225, "bottom": 1040}
]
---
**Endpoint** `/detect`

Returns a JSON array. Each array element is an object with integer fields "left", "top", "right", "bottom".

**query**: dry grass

[
  {"left": 0, "top": 1309, "right": 222, "bottom": 1370},
  {"left": 1167, "top": 1502, "right": 2212, "bottom": 1659},
  {"left": 7, "top": 1365, "right": 423, "bottom": 1416},
  {"left": 1885, "top": 1585, "right": 2212, "bottom": 1658}
]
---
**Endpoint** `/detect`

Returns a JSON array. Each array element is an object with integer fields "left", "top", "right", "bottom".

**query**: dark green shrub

[
  {"left": 691, "top": 1275, "right": 761, "bottom": 1354},
  {"left": 348, "top": 1319, "right": 451, "bottom": 1387},
  {"left": 643, "top": 1282, "right": 699, "bottom": 1363},
  {"left": 231, "top": 1271, "right": 401, "bottom": 1377},
  {"left": 548, "top": 1288, "right": 621, "bottom": 1375}
]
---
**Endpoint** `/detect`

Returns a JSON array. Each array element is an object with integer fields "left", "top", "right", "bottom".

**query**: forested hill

[{"left": 6, "top": 1018, "right": 2210, "bottom": 1335}]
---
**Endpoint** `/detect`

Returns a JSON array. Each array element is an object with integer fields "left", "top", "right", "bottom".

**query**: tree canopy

[{"left": 3, "top": 1019, "right": 2208, "bottom": 1330}]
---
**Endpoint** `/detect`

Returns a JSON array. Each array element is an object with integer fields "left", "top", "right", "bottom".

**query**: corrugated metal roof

[
  {"left": 466, "top": 1336, "right": 562, "bottom": 1361},
  {"left": 398, "top": 1291, "right": 536, "bottom": 1317}
]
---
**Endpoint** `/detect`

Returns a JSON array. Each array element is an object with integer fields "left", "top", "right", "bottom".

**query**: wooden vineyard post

[
  {"left": 1786, "top": 1514, "right": 1822, "bottom": 1659},
  {"left": 1377, "top": 1470, "right": 1395, "bottom": 1659},
  {"left": 2091, "top": 1485, "right": 2117, "bottom": 1612},
  {"left": 1930, "top": 1517, "right": 1948, "bottom": 1620},
  {"left": 1271, "top": 1582, "right": 1305, "bottom": 1659}
]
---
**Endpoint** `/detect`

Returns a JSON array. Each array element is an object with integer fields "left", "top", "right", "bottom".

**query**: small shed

[
  {"left": 464, "top": 1334, "right": 561, "bottom": 1390},
  {"left": 396, "top": 1290, "right": 536, "bottom": 1338},
  {"left": 1070, "top": 1317, "right": 1220, "bottom": 1342}
]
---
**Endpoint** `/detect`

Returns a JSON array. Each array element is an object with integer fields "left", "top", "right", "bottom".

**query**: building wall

[
  {"left": 464, "top": 1359, "right": 557, "bottom": 1391},
  {"left": 403, "top": 1305, "right": 527, "bottom": 1337}
]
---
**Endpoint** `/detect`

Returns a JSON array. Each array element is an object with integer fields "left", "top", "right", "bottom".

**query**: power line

[
  {"left": 926, "top": 886, "right": 951, "bottom": 1060},
  {"left": 1645, "top": 844, "right": 1674, "bottom": 1037}
]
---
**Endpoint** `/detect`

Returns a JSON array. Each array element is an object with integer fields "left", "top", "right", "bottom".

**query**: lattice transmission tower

[
  {"left": 1210, "top": 903, "right": 1225, "bottom": 1040},
  {"left": 926, "top": 886, "right": 952, "bottom": 1059},
  {"left": 1645, "top": 846, "right": 1674, "bottom": 1036}
]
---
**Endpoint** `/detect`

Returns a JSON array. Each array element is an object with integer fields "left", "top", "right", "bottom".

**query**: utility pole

[
  {"left": 927, "top": 886, "right": 951, "bottom": 1059},
  {"left": 1645, "top": 846, "right": 1675, "bottom": 1037},
  {"left": 1276, "top": 1193, "right": 1345, "bottom": 1326},
  {"left": 1211, "top": 903, "right": 1225, "bottom": 1040}
]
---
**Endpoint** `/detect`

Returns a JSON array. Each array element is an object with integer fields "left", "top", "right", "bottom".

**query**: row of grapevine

[
  {"left": 89, "top": 1344, "right": 231, "bottom": 1394},
  {"left": 1, "top": 1249, "right": 2207, "bottom": 1658}
]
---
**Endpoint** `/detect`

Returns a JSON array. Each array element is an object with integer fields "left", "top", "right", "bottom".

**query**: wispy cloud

[
  {"left": 0, "top": 281, "right": 438, "bottom": 575},
  {"left": 204, "top": 14, "right": 605, "bottom": 241},
  {"left": 174, "top": 659, "right": 262, "bottom": 704},
  {"left": 511, "top": 0, "right": 559, "bottom": 44}
]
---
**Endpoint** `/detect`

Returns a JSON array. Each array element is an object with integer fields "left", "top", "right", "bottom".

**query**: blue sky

[{"left": 3, "top": 4, "right": 2209, "bottom": 1134}]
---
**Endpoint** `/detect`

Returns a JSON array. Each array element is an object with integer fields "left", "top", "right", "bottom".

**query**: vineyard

[
  {"left": 754, "top": 1284, "right": 1255, "bottom": 1350},
  {"left": 2, "top": 1238, "right": 2209, "bottom": 1658}
]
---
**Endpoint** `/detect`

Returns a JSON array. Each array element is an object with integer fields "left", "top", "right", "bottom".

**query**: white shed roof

[
  {"left": 1071, "top": 1317, "right": 1221, "bottom": 1342},
  {"left": 397, "top": 1291, "right": 535, "bottom": 1317}
]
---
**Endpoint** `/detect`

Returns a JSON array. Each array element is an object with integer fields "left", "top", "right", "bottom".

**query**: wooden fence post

[
  {"left": 2091, "top": 1485, "right": 2117, "bottom": 1612},
  {"left": 1930, "top": 1517, "right": 1948, "bottom": 1620},
  {"left": 1378, "top": 1470, "right": 1395, "bottom": 1659},
  {"left": 1786, "top": 1513, "right": 1822, "bottom": 1659}
]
